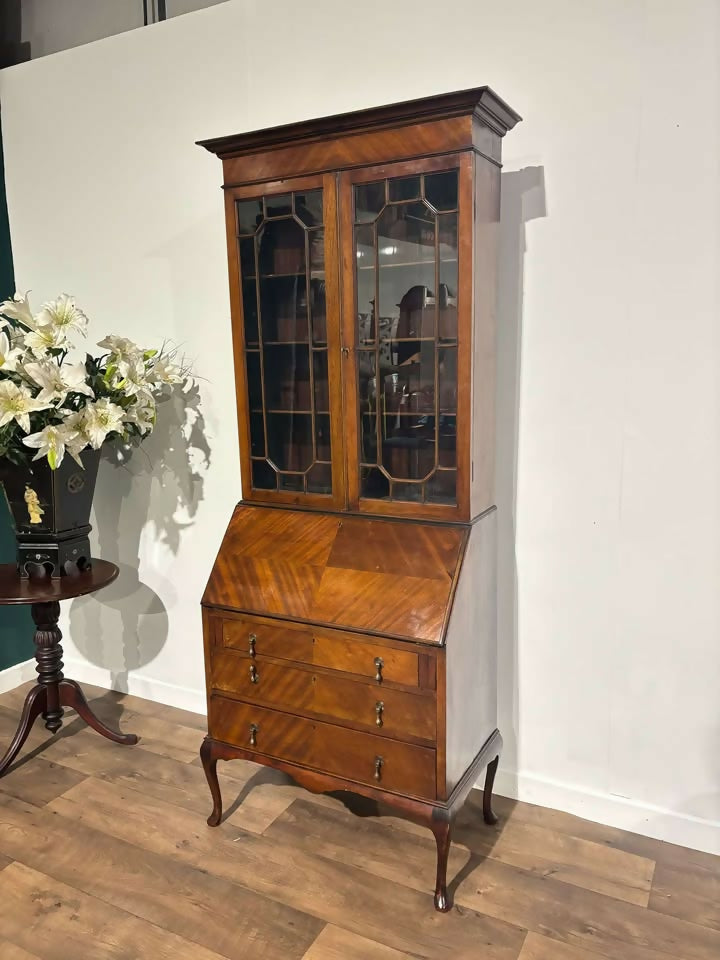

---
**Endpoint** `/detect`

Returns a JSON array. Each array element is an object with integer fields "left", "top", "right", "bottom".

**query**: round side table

[{"left": 0, "top": 559, "right": 137, "bottom": 777}]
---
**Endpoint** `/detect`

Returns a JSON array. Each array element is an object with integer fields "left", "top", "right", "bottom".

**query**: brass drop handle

[
  {"left": 375, "top": 700, "right": 384, "bottom": 727},
  {"left": 249, "top": 633, "right": 256, "bottom": 657},
  {"left": 374, "top": 656, "right": 384, "bottom": 683},
  {"left": 249, "top": 723, "right": 258, "bottom": 747},
  {"left": 374, "top": 755, "right": 383, "bottom": 781},
  {"left": 249, "top": 664, "right": 259, "bottom": 684}
]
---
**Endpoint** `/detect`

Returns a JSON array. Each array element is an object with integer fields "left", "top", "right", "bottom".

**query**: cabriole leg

[
  {"left": 430, "top": 816, "right": 453, "bottom": 912},
  {"left": 483, "top": 754, "right": 500, "bottom": 825},
  {"left": 201, "top": 737, "right": 223, "bottom": 826}
]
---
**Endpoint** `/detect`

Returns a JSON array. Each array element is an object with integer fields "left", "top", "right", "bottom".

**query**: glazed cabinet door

[
  {"left": 340, "top": 154, "right": 472, "bottom": 520},
  {"left": 225, "top": 174, "right": 344, "bottom": 507}
]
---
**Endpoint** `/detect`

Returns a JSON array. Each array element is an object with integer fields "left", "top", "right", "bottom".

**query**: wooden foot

[
  {"left": 483, "top": 754, "right": 500, "bottom": 825},
  {"left": 430, "top": 816, "right": 453, "bottom": 912},
  {"left": 0, "top": 684, "right": 47, "bottom": 777},
  {"left": 58, "top": 679, "right": 138, "bottom": 745},
  {"left": 200, "top": 737, "right": 223, "bottom": 826}
]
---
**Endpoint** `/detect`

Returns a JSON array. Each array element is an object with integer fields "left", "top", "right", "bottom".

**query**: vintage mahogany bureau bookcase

[{"left": 198, "top": 87, "right": 520, "bottom": 911}]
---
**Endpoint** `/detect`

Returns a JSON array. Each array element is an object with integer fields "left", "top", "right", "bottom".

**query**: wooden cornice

[{"left": 198, "top": 86, "right": 521, "bottom": 160}]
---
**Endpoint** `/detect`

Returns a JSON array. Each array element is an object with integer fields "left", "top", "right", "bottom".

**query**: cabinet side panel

[
  {"left": 444, "top": 508, "right": 497, "bottom": 795},
  {"left": 470, "top": 153, "right": 501, "bottom": 518}
]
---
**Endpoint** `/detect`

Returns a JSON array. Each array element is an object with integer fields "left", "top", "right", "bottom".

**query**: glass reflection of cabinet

[{"left": 204, "top": 87, "right": 520, "bottom": 522}]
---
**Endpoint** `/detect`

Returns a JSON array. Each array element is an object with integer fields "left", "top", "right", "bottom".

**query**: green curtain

[{"left": 0, "top": 114, "right": 33, "bottom": 670}]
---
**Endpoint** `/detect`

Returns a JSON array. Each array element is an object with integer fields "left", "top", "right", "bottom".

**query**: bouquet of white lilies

[{"left": 0, "top": 291, "right": 188, "bottom": 470}]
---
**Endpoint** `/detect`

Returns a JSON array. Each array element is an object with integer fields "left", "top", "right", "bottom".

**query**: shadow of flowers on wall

[{"left": 68, "top": 381, "right": 210, "bottom": 694}]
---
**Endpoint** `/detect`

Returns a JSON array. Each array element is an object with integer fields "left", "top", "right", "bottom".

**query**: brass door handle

[
  {"left": 249, "top": 664, "right": 259, "bottom": 684},
  {"left": 249, "top": 723, "right": 258, "bottom": 747},
  {"left": 248, "top": 633, "right": 256, "bottom": 657},
  {"left": 341, "top": 346, "right": 350, "bottom": 359},
  {"left": 374, "top": 657, "right": 384, "bottom": 683},
  {"left": 375, "top": 701, "right": 384, "bottom": 727},
  {"left": 374, "top": 755, "right": 383, "bottom": 781}
]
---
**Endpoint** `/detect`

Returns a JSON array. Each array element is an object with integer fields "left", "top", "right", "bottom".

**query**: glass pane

[
  {"left": 360, "top": 465, "right": 389, "bottom": 500},
  {"left": 243, "top": 185, "right": 331, "bottom": 498},
  {"left": 264, "top": 193, "right": 292, "bottom": 217},
  {"left": 426, "top": 469, "right": 456, "bottom": 505},
  {"left": 424, "top": 170, "right": 458, "bottom": 211},
  {"left": 252, "top": 459, "right": 276, "bottom": 490},
  {"left": 358, "top": 350, "right": 378, "bottom": 464},
  {"left": 310, "top": 279, "right": 327, "bottom": 344},
  {"left": 354, "top": 180, "right": 385, "bottom": 222},
  {"left": 237, "top": 198, "right": 263, "bottom": 235},
  {"left": 239, "top": 237, "right": 255, "bottom": 278},
  {"left": 249, "top": 412, "right": 265, "bottom": 457},
  {"left": 258, "top": 218, "right": 305, "bottom": 276},
  {"left": 355, "top": 224, "right": 375, "bottom": 345},
  {"left": 261, "top": 277, "right": 308, "bottom": 343},
  {"left": 267, "top": 413, "right": 313, "bottom": 471},
  {"left": 389, "top": 176, "right": 420, "bottom": 202},
  {"left": 392, "top": 481, "right": 424, "bottom": 503},
  {"left": 439, "top": 212, "right": 458, "bottom": 341},
  {"left": 242, "top": 279, "right": 258, "bottom": 345},
  {"left": 295, "top": 190, "right": 323, "bottom": 226},
  {"left": 263, "top": 344, "right": 310, "bottom": 410}
]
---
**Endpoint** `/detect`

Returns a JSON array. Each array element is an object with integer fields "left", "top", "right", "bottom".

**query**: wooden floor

[{"left": 0, "top": 684, "right": 717, "bottom": 959}]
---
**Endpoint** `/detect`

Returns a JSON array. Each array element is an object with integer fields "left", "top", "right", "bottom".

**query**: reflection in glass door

[
  {"left": 236, "top": 188, "right": 332, "bottom": 495},
  {"left": 353, "top": 169, "right": 459, "bottom": 506}
]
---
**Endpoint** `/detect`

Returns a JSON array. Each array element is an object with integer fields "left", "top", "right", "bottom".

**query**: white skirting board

[
  {"left": 493, "top": 768, "right": 720, "bottom": 857},
  {"left": 1, "top": 660, "right": 717, "bottom": 857},
  {"left": 0, "top": 658, "right": 37, "bottom": 695}
]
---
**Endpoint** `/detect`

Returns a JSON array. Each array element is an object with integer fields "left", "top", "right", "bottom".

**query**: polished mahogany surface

[
  {"left": 202, "top": 504, "right": 466, "bottom": 644},
  {"left": 0, "top": 560, "right": 118, "bottom": 605}
]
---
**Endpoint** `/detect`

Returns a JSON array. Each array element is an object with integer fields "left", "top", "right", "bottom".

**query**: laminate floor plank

[
  {"left": 0, "top": 792, "right": 322, "bottom": 960},
  {"left": 649, "top": 861, "right": 720, "bottom": 931},
  {"left": 0, "top": 851, "right": 11, "bottom": 870},
  {"left": 264, "top": 798, "right": 720, "bottom": 960},
  {"left": 0, "top": 756, "right": 87, "bottom": 808},
  {"left": 49, "top": 776, "right": 528, "bottom": 960},
  {"left": 0, "top": 860, "right": 234, "bottom": 960},
  {"left": 301, "top": 925, "right": 418, "bottom": 960},
  {"left": 0, "top": 941, "right": 43, "bottom": 960},
  {"left": 518, "top": 932, "right": 608, "bottom": 959}
]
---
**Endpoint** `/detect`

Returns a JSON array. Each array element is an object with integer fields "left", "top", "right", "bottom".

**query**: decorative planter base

[{"left": 0, "top": 448, "right": 100, "bottom": 579}]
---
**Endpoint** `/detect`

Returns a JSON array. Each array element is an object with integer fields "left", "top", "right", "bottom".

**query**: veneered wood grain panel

[
  {"left": 221, "top": 117, "right": 472, "bottom": 186},
  {"left": 223, "top": 616, "right": 314, "bottom": 661},
  {"left": 203, "top": 505, "right": 466, "bottom": 644},
  {"left": 312, "top": 633, "right": 419, "bottom": 685},
  {"left": 212, "top": 648, "right": 434, "bottom": 742},
  {"left": 209, "top": 696, "right": 435, "bottom": 798}
]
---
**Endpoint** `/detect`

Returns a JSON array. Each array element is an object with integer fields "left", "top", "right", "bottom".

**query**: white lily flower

[
  {"left": 123, "top": 394, "right": 156, "bottom": 435},
  {"left": 0, "top": 381, "right": 50, "bottom": 433},
  {"left": 23, "top": 323, "right": 69, "bottom": 358},
  {"left": 22, "top": 423, "right": 81, "bottom": 470},
  {"left": 81, "top": 397, "right": 125, "bottom": 449},
  {"left": 0, "top": 331, "right": 24, "bottom": 373},
  {"left": 24, "top": 359, "right": 94, "bottom": 406},
  {"left": 97, "top": 335, "right": 142, "bottom": 361},
  {"left": 115, "top": 354, "right": 150, "bottom": 397},
  {"left": 147, "top": 355, "right": 183, "bottom": 385},
  {"left": 0, "top": 291, "right": 35, "bottom": 330},
  {"left": 37, "top": 294, "right": 89, "bottom": 338}
]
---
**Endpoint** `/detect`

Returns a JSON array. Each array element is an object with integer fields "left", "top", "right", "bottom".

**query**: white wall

[{"left": 1, "top": 0, "right": 718, "bottom": 853}]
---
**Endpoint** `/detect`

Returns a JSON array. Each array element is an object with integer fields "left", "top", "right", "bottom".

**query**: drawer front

[
  {"left": 220, "top": 617, "right": 420, "bottom": 688},
  {"left": 209, "top": 696, "right": 436, "bottom": 799},
  {"left": 223, "top": 617, "right": 313, "bottom": 662},
  {"left": 211, "top": 648, "right": 435, "bottom": 742},
  {"left": 312, "top": 632, "right": 419, "bottom": 686}
]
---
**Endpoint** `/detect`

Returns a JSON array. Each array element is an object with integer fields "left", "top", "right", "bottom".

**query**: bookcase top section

[
  {"left": 198, "top": 86, "right": 521, "bottom": 161},
  {"left": 202, "top": 504, "right": 468, "bottom": 644}
]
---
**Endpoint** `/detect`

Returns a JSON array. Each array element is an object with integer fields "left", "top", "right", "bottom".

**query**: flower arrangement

[{"left": 0, "top": 291, "right": 188, "bottom": 470}]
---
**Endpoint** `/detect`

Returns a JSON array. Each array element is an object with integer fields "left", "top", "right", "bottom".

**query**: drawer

[
  {"left": 209, "top": 696, "right": 436, "bottom": 799},
  {"left": 220, "top": 616, "right": 420, "bottom": 688},
  {"left": 211, "top": 648, "right": 435, "bottom": 742},
  {"left": 223, "top": 617, "right": 313, "bottom": 662}
]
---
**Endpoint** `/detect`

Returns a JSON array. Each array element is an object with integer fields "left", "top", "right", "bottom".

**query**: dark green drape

[{"left": 0, "top": 114, "right": 33, "bottom": 670}]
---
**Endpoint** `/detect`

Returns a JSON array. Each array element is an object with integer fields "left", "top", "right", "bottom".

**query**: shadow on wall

[
  {"left": 496, "top": 165, "right": 546, "bottom": 790},
  {"left": 68, "top": 382, "right": 210, "bottom": 692}
]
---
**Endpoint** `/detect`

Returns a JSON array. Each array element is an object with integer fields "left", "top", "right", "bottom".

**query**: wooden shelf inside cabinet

[{"left": 198, "top": 85, "right": 521, "bottom": 913}]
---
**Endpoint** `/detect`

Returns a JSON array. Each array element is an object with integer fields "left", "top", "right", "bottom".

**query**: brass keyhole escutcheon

[
  {"left": 249, "top": 633, "right": 256, "bottom": 657},
  {"left": 375, "top": 701, "right": 384, "bottom": 727},
  {"left": 249, "top": 723, "right": 258, "bottom": 747},
  {"left": 374, "top": 657, "right": 384, "bottom": 683},
  {"left": 249, "top": 664, "right": 259, "bottom": 684},
  {"left": 374, "top": 755, "right": 383, "bottom": 781}
]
